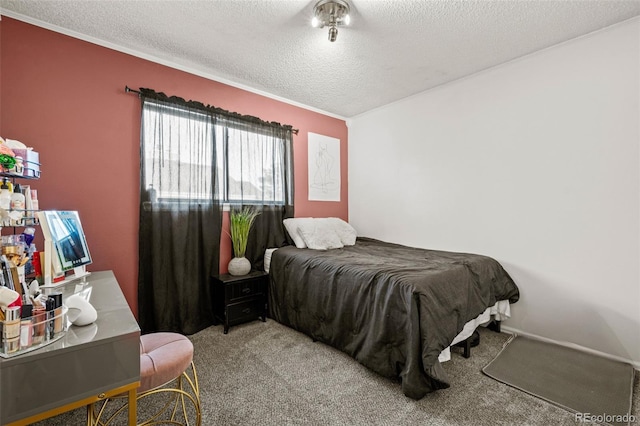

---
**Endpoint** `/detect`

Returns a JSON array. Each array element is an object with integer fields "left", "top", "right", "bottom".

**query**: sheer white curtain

[{"left": 216, "top": 116, "right": 294, "bottom": 271}]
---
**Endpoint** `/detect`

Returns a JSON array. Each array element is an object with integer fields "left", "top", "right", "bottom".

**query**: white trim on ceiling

[{"left": 1, "top": 10, "right": 348, "bottom": 122}]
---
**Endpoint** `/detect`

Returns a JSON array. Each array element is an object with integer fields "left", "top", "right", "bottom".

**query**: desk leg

[{"left": 128, "top": 387, "right": 137, "bottom": 425}]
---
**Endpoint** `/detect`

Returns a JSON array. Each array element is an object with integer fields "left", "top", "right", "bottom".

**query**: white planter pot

[{"left": 228, "top": 257, "right": 251, "bottom": 276}]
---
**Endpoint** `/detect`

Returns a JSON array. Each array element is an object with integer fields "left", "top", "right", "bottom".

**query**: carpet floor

[{"left": 32, "top": 320, "right": 639, "bottom": 425}]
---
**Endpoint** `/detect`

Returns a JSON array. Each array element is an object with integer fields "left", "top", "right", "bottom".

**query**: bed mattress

[{"left": 267, "top": 237, "right": 520, "bottom": 399}]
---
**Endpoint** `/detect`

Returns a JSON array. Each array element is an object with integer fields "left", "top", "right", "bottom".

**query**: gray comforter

[{"left": 268, "top": 237, "right": 520, "bottom": 399}]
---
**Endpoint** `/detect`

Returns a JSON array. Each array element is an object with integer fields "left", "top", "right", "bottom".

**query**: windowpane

[
  {"left": 225, "top": 127, "right": 284, "bottom": 204},
  {"left": 143, "top": 101, "right": 288, "bottom": 205},
  {"left": 143, "top": 103, "right": 214, "bottom": 201}
]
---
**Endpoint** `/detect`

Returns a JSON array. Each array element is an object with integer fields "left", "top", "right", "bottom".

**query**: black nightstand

[{"left": 211, "top": 271, "right": 268, "bottom": 334}]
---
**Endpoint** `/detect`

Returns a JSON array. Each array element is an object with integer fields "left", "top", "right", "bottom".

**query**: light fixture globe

[{"left": 312, "top": 0, "right": 351, "bottom": 42}]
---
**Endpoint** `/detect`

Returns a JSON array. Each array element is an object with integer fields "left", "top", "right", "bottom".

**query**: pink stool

[{"left": 89, "top": 332, "right": 201, "bottom": 425}]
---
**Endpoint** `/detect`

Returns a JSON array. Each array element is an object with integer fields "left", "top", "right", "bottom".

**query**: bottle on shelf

[
  {"left": 10, "top": 184, "right": 25, "bottom": 226},
  {"left": 2, "top": 177, "right": 13, "bottom": 193},
  {"left": 0, "top": 180, "right": 12, "bottom": 212},
  {"left": 30, "top": 189, "right": 39, "bottom": 211}
]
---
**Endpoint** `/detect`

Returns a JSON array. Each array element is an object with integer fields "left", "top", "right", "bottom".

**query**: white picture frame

[{"left": 308, "top": 132, "right": 340, "bottom": 202}]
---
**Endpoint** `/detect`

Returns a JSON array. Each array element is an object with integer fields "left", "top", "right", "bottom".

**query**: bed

[{"left": 267, "top": 224, "right": 519, "bottom": 400}]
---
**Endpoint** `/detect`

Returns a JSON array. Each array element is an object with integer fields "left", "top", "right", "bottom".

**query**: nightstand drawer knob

[
  {"left": 242, "top": 287, "right": 251, "bottom": 293},
  {"left": 242, "top": 308, "right": 251, "bottom": 314}
]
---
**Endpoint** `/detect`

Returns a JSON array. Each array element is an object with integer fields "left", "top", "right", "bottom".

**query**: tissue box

[{"left": 11, "top": 149, "right": 40, "bottom": 178}]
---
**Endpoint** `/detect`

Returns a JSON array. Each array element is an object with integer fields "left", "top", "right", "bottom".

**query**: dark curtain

[
  {"left": 245, "top": 205, "right": 293, "bottom": 271},
  {"left": 138, "top": 92, "right": 222, "bottom": 335}
]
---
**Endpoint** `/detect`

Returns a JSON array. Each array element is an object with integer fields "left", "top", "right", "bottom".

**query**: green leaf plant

[{"left": 229, "top": 206, "right": 261, "bottom": 258}]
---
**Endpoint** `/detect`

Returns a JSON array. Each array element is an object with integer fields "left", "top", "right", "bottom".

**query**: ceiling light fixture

[{"left": 312, "top": 0, "right": 351, "bottom": 42}]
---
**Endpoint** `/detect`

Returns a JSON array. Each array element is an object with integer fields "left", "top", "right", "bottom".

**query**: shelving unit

[
  {"left": 0, "top": 165, "right": 41, "bottom": 279},
  {"left": 0, "top": 158, "right": 47, "bottom": 357},
  {"left": 0, "top": 170, "right": 40, "bottom": 228}
]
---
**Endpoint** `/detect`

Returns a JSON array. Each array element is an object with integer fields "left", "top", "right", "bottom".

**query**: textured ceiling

[{"left": 2, "top": 0, "right": 640, "bottom": 118}]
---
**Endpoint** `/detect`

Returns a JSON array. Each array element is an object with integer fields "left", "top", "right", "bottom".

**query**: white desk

[{"left": 0, "top": 270, "right": 141, "bottom": 425}]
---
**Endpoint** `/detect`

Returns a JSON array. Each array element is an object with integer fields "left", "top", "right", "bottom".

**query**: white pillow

[
  {"left": 264, "top": 248, "right": 277, "bottom": 273},
  {"left": 283, "top": 218, "right": 315, "bottom": 249},
  {"left": 326, "top": 217, "right": 357, "bottom": 246},
  {"left": 298, "top": 219, "right": 343, "bottom": 250}
]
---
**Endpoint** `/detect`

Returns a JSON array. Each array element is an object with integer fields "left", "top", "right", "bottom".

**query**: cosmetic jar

[{"left": 4, "top": 306, "right": 21, "bottom": 353}]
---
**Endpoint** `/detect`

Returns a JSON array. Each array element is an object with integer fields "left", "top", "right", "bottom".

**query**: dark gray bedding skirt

[{"left": 268, "top": 237, "right": 519, "bottom": 399}]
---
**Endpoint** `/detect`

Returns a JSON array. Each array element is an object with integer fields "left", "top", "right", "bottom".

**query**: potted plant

[{"left": 228, "top": 206, "right": 260, "bottom": 276}]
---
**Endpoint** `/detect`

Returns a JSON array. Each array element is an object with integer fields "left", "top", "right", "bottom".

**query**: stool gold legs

[
  {"left": 137, "top": 361, "right": 201, "bottom": 426},
  {"left": 89, "top": 362, "right": 201, "bottom": 426}
]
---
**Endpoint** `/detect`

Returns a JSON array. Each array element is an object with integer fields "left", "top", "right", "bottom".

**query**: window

[
  {"left": 217, "top": 126, "right": 287, "bottom": 204},
  {"left": 142, "top": 100, "right": 291, "bottom": 205},
  {"left": 138, "top": 89, "right": 294, "bottom": 335},
  {"left": 142, "top": 102, "right": 214, "bottom": 201}
]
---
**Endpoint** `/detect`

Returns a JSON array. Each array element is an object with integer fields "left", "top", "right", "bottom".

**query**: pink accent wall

[{"left": 0, "top": 18, "right": 348, "bottom": 316}]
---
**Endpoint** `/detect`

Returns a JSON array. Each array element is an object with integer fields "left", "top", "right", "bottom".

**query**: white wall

[{"left": 348, "top": 18, "right": 640, "bottom": 366}]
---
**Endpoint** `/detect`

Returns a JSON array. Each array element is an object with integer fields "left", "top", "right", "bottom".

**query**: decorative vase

[{"left": 228, "top": 257, "right": 251, "bottom": 276}]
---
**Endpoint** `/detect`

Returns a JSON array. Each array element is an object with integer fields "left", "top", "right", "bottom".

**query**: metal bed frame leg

[
  {"left": 461, "top": 338, "right": 471, "bottom": 358},
  {"left": 487, "top": 319, "right": 501, "bottom": 333}
]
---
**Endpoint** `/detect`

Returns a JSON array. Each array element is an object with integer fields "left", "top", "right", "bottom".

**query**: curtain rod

[{"left": 125, "top": 86, "right": 299, "bottom": 135}]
